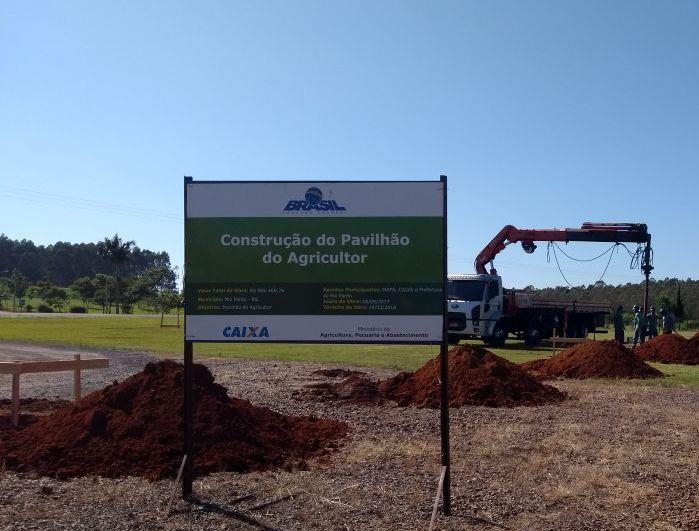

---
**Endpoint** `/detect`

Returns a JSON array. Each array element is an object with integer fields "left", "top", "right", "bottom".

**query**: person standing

[
  {"left": 613, "top": 305, "right": 625, "bottom": 344},
  {"left": 646, "top": 306, "right": 658, "bottom": 340},
  {"left": 632, "top": 305, "right": 646, "bottom": 348},
  {"left": 660, "top": 307, "right": 676, "bottom": 334}
]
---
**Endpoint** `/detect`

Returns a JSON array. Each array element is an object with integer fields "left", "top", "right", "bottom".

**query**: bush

[
  {"left": 24, "top": 304, "right": 33, "bottom": 312},
  {"left": 37, "top": 304, "right": 54, "bottom": 313},
  {"left": 69, "top": 306, "right": 88, "bottom": 313}
]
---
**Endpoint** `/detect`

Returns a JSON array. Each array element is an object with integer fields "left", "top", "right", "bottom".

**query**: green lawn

[
  {"left": 0, "top": 296, "right": 167, "bottom": 315},
  {"left": 0, "top": 315, "right": 697, "bottom": 387}
]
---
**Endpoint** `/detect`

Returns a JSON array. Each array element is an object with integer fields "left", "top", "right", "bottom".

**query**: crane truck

[{"left": 447, "top": 222, "right": 653, "bottom": 346}]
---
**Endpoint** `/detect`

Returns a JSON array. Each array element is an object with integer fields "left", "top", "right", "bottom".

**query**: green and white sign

[{"left": 184, "top": 181, "right": 445, "bottom": 343}]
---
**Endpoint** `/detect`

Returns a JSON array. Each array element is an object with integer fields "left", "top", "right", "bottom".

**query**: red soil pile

[
  {"left": 635, "top": 334, "right": 699, "bottom": 365},
  {"left": 688, "top": 332, "right": 699, "bottom": 349},
  {"left": 380, "top": 345, "right": 566, "bottom": 408},
  {"left": 311, "top": 368, "right": 367, "bottom": 378},
  {"left": 0, "top": 398, "right": 69, "bottom": 414},
  {"left": 0, "top": 360, "right": 347, "bottom": 479},
  {"left": 295, "top": 374, "right": 382, "bottom": 403},
  {"left": 521, "top": 340, "right": 663, "bottom": 379}
]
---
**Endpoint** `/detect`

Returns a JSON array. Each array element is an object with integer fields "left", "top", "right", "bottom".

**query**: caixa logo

[
  {"left": 284, "top": 187, "right": 346, "bottom": 212},
  {"left": 222, "top": 326, "right": 270, "bottom": 338}
]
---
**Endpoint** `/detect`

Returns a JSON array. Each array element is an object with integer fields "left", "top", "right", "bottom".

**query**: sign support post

[
  {"left": 439, "top": 174, "right": 450, "bottom": 515},
  {"left": 183, "top": 176, "right": 194, "bottom": 498},
  {"left": 182, "top": 339, "right": 194, "bottom": 497}
]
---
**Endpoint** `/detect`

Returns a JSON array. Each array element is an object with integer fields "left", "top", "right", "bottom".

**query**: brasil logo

[{"left": 284, "top": 187, "right": 346, "bottom": 212}]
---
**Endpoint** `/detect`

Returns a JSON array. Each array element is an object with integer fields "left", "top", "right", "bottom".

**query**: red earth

[
  {"left": 635, "top": 334, "right": 699, "bottom": 365},
  {"left": 299, "top": 345, "right": 566, "bottom": 408},
  {"left": 521, "top": 340, "right": 663, "bottom": 379},
  {"left": 0, "top": 360, "right": 348, "bottom": 479},
  {"left": 380, "top": 345, "right": 566, "bottom": 408}
]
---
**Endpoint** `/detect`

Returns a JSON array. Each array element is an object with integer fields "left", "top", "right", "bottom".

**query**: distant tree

[
  {"left": 34, "top": 277, "right": 53, "bottom": 303},
  {"left": 71, "top": 276, "right": 96, "bottom": 307},
  {"left": 9, "top": 268, "right": 28, "bottom": 311},
  {"left": 25, "top": 284, "right": 42, "bottom": 300},
  {"left": 0, "top": 277, "right": 10, "bottom": 310},
  {"left": 122, "top": 265, "right": 178, "bottom": 312},
  {"left": 143, "top": 265, "right": 177, "bottom": 294},
  {"left": 654, "top": 294, "right": 673, "bottom": 312},
  {"left": 91, "top": 274, "right": 114, "bottom": 314},
  {"left": 97, "top": 234, "right": 135, "bottom": 314},
  {"left": 43, "top": 285, "right": 68, "bottom": 312}
]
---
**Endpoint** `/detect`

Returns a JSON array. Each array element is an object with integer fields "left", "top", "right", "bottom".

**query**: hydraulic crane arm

[
  {"left": 474, "top": 222, "right": 651, "bottom": 275},
  {"left": 474, "top": 221, "right": 654, "bottom": 311}
]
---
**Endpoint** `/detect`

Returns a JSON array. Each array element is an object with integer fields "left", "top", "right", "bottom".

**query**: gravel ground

[{"left": 1, "top": 347, "right": 698, "bottom": 530}]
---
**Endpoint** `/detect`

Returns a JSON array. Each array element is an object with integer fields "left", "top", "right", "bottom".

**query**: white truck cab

[{"left": 447, "top": 274, "right": 506, "bottom": 345}]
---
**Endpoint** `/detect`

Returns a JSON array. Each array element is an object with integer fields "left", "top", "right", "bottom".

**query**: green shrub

[
  {"left": 37, "top": 304, "right": 54, "bottom": 313},
  {"left": 24, "top": 304, "right": 33, "bottom": 312},
  {"left": 69, "top": 306, "right": 88, "bottom": 313}
]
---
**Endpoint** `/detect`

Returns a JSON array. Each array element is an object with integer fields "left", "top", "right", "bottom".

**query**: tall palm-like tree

[{"left": 97, "top": 234, "right": 135, "bottom": 314}]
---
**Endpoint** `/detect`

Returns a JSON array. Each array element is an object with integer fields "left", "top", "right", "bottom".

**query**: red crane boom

[{"left": 474, "top": 222, "right": 653, "bottom": 310}]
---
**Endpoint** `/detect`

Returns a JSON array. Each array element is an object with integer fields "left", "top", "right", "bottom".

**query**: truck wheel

[
  {"left": 578, "top": 324, "right": 588, "bottom": 339},
  {"left": 485, "top": 321, "right": 507, "bottom": 347},
  {"left": 524, "top": 325, "right": 541, "bottom": 346},
  {"left": 448, "top": 334, "right": 461, "bottom": 345}
]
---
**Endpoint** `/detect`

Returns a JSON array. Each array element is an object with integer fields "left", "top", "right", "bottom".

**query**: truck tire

[
  {"left": 524, "top": 323, "right": 542, "bottom": 346},
  {"left": 568, "top": 322, "right": 588, "bottom": 338},
  {"left": 448, "top": 334, "right": 461, "bottom": 345},
  {"left": 485, "top": 320, "right": 508, "bottom": 347},
  {"left": 578, "top": 324, "right": 588, "bottom": 339}
]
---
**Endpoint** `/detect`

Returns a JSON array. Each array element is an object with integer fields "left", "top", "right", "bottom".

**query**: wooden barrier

[
  {"left": 1, "top": 354, "right": 109, "bottom": 426},
  {"left": 544, "top": 337, "right": 591, "bottom": 357}
]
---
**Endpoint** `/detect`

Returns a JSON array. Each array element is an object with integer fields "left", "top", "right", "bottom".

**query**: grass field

[
  {"left": 0, "top": 315, "right": 697, "bottom": 387},
  {"left": 0, "top": 295, "right": 162, "bottom": 315}
]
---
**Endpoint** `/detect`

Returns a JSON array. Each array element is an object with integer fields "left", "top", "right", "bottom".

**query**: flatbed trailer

[{"left": 503, "top": 290, "right": 610, "bottom": 343}]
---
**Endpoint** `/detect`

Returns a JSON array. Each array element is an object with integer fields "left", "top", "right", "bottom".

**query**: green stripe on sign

[
  {"left": 186, "top": 217, "right": 444, "bottom": 283},
  {"left": 185, "top": 282, "right": 443, "bottom": 315}
]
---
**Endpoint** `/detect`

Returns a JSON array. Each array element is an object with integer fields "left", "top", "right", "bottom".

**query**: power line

[{"left": 0, "top": 185, "right": 181, "bottom": 224}]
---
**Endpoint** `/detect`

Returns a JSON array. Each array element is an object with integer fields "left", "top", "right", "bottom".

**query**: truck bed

[{"left": 508, "top": 291, "right": 610, "bottom": 314}]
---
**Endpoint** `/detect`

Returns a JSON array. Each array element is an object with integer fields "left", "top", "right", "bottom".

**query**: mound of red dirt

[
  {"left": 379, "top": 345, "right": 566, "bottom": 408},
  {"left": 0, "top": 398, "right": 69, "bottom": 413},
  {"left": 0, "top": 360, "right": 347, "bottom": 480},
  {"left": 635, "top": 334, "right": 699, "bottom": 365},
  {"left": 311, "top": 368, "right": 367, "bottom": 379},
  {"left": 521, "top": 340, "right": 663, "bottom": 379},
  {"left": 295, "top": 374, "right": 382, "bottom": 403},
  {"left": 688, "top": 332, "right": 699, "bottom": 349}
]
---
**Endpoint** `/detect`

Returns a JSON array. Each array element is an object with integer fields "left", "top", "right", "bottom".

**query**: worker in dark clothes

[
  {"left": 646, "top": 306, "right": 658, "bottom": 340},
  {"left": 660, "top": 307, "right": 676, "bottom": 334},
  {"left": 613, "top": 305, "right": 625, "bottom": 344}
]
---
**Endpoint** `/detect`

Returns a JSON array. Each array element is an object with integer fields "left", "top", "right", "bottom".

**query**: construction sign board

[{"left": 184, "top": 180, "right": 446, "bottom": 343}]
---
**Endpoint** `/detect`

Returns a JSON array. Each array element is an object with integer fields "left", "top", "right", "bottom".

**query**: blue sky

[{"left": 1, "top": 1, "right": 697, "bottom": 288}]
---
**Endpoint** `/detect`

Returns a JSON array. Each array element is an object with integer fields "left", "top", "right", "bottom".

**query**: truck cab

[{"left": 447, "top": 274, "right": 507, "bottom": 345}]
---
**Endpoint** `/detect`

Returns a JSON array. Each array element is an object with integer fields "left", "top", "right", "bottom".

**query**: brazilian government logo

[{"left": 284, "top": 187, "right": 346, "bottom": 212}]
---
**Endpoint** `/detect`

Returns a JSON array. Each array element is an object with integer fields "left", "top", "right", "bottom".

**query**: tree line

[
  {"left": 529, "top": 278, "right": 697, "bottom": 323},
  {"left": 0, "top": 234, "right": 171, "bottom": 286},
  {"left": 0, "top": 234, "right": 178, "bottom": 314}
]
